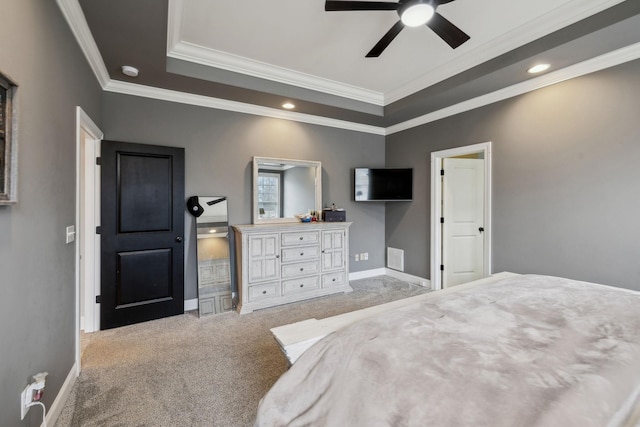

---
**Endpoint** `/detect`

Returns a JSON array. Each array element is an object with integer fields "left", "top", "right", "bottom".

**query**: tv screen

[{"left": 354, "top": 168, "right": 413, "bottom": 201}]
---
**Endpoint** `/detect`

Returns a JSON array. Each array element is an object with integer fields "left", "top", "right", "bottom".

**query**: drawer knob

[
  {"left": 300, "top": 252, "right": 304, "bottom": 256},
  {"left": 262, "top": 290, "right": 267, "bottom": 294},
  {"left": 300, "top": 268, "right": 304, "bottom": 271},
  {"left": 299, "top": 237, "right": 303, "bottom": 240},
  {"left": 332, "top": 278, "right": 336, "bottom": 282},
  {"left": 300, "top": 284, "right": 304, "bottom": 288}
]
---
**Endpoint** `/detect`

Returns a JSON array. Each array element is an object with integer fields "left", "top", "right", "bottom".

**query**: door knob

[
  {"left": 478, "top": 227, "right": 484, "bottom": 233},
  {"left": 175, "top": 236, "right": 183, "bottom": 243}
]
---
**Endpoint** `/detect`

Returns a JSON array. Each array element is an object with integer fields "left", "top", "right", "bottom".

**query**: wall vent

[{"left": 387, "top": 247, "right": 404, "bottom": 272}]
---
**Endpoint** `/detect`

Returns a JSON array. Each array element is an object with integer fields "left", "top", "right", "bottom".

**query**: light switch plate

[{"left": 66, "top": 225, "right": 76, "bottom": 244}]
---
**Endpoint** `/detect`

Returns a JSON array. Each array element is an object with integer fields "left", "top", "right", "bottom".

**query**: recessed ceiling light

[
  {"left": 527, "top": 64, "right": 550, "bottom": 74},
  {"left": 400, "top": 2, "right": 435, "bottom": 27},
  {"left": 282, "top": 102, "right": 295, "bottom": 110},
  {"left": 121, "top": 65, "right": 139, "bottom": 77}
]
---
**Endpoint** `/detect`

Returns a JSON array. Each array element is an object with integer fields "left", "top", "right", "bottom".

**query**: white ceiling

[{"left": 167, "top": 0, "right": 626, "bottom": 105}]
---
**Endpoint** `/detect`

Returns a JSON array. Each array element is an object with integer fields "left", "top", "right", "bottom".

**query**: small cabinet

[
  {"left": 322, "top": 230, "right": 345, "bottom": 271},
  {"left": 247, "top": 234, "right": 280, "bottom": 283},
  {"left": 234, "top": 222, "right": 352, "bottom": 314}
]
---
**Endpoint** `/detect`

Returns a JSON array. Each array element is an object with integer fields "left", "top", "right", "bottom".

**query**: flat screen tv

[{"left": 354, "top": 168, "right": 413, "bottom": 201}]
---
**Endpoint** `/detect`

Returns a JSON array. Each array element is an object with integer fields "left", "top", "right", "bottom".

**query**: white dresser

[{"left": 233, "top": 222, "right": 352, "bottom": 314}]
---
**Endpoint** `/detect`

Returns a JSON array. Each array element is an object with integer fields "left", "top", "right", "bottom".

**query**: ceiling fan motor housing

[{"left": 324, "top": 0, "right": 469, "bottom": 56}]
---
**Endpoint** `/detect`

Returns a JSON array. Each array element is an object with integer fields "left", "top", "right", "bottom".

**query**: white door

[
  {"left": 80, "top": 130, "right": 101, "bottom": 332},
  {"left": 442, "top": 158, "right": 485, "bottom": 287}
]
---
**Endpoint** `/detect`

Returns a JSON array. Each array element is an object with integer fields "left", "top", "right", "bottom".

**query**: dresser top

[{"left": 233, "top": 222, "right": 351, "bottom": 234}]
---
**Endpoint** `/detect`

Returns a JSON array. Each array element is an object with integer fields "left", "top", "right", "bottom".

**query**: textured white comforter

[{"left": 255, "top": 275, "right": 640, "bottom": 427}]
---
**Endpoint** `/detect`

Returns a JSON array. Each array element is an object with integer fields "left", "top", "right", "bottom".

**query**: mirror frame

[{"left": 253, "top": 156, "right": 322, "bottom": 224}]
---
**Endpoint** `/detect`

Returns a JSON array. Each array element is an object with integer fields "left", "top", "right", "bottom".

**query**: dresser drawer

[
  {"left": 281, "top": 245, "right": 320, "bottom": 263},
  {"left": 281, "top": 231, "right": 319, "bottom": 246},
  {"left": 282, "top": 276, "right": 320, "bottom": 295},
  {"left": 322, "top": 271, "right": 346, "bottom": 288},
  {"left": 248, "top": 282, "right": 280, "bottom": 302},
  {"left": 282, "top": 261, "right": 320, "bottom": 278}
]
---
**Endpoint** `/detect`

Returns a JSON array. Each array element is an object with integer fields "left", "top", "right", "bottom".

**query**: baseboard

[
  {"left": 349, "top": 268, "right": 386, "bottom": 281},
  {"left": 184, "top": 298, "right": 198, "bottom": 311},
  {"left": 384, "top": 268, "right": 431, "bottom": 289},
  {"left": 43, "top": 361, "right": 78, "bottom": 427}
]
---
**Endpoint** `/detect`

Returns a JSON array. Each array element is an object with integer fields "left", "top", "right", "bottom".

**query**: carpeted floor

[{"left": 55, "top": 276, "right": 430, "bottom": 427}]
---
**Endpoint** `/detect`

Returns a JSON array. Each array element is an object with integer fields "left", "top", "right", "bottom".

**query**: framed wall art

[{"left": 0, "top": 70, "right": 18, "bottom": 205}]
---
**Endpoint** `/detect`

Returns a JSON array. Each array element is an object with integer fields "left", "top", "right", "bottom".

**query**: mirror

[
  {"left": 193, "top": 196, "right": 232, "bottom": 316},
  {"left": 253, "top": 156, "right": 322, "bottom": 224}
]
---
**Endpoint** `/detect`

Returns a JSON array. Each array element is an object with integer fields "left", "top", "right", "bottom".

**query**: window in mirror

[{"left": 257, "top": 171, "right": 282, "bottom": 219}]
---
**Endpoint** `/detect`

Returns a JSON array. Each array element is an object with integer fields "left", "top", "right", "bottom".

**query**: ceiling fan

[{"left": 325, "top": 0, "right": 470, "bottom": 57}]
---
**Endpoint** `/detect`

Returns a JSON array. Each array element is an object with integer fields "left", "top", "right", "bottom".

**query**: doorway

[
  {"left": 75, "top": 107, "right": 103, "bottom": 371},
  {"left": 430, "top": 142, "right": 492, "bottom": 291}
]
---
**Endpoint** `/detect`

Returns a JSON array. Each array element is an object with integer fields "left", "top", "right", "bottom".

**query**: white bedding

[{"left": 255, "top": 274, "right": 640, "bottom": 426}]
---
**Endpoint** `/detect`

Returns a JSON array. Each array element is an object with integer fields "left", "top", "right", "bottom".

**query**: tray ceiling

[{"left": 63, "top": 0, "right": 640, "bottom": 132}]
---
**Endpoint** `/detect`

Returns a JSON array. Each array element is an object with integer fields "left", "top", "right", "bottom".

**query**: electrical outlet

[
  {"left": 20, "top": 386, "right": 30, "bottom": 419},
  {"left": 355, "top": 254, "right": 359, "bottom": 262},
  {"left": 21, "top": 372, "right": 47, "bottom": 420},
  {"left": 20, "top": 384, "right": 37, "bottom": 419},
  {"left": 363, "top": 253, "right": 368, "bottom": 261}
]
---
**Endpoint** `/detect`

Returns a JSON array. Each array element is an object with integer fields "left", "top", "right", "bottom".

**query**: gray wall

[
  {"left": 100, "top": 93, "right": 386, "bottom": 299},
  {"left": 386, "top": 59, "right": 640, "bottom": 291},
  {"left": 0, "top": 2, "right": 102, "bottom": 426}
]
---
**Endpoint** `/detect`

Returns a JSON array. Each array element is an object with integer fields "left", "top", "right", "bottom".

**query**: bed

[{"left": 255, "top": 273, "right": 640, "bottom": 427}]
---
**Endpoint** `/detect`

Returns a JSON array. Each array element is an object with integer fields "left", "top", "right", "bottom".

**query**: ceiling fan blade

[
  {"left": 426, "top": 12, "right": 470, "bottom": 49},
  {"left": 325, "top": 1, "right": 399, "bottom": 11},
  {"left": 366, "top": 20, "right": 404, "bottom": 57}
]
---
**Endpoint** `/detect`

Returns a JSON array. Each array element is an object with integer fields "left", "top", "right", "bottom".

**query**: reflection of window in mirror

[{"left": 257, "top": 170, "right": 283, "bottom": 219}]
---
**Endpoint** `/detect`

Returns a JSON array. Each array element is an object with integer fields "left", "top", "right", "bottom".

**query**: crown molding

[
  {"left": 385, "top": 0, "right": 627, "bottom": 104},
  {"left": 167, "top": 40, "right": 385, "bottom": 107},
  {"left": 387, "top": 41, "right": 640, "bottom": 135},
  {"left": 166, "top": 0, "right": 183, "bottom": 56},
  {"left": 56, "top": 0, "right": 110, "bottom": 89},
  {"left": 104, "top": 80, "right": 386, "bottom": 136},
  {"left": 167, "top": 1, "right": 383, "bottom": 107}
]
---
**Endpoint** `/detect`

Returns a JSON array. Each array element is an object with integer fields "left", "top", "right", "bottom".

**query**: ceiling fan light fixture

[{"left": 400, "top": 2, "right": 435, "bottom": 27}]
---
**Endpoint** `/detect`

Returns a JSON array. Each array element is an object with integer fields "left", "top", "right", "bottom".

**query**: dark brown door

[{"left": 100, "top": 140, "right": 185, "bottom": 330}]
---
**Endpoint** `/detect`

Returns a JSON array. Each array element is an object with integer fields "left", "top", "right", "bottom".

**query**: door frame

[
  {"left": 430, "top": 142, "right": 492, "bottom": 291},
  {"left": 74, "top": 107, "right": 103, "bottom": 369}
]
